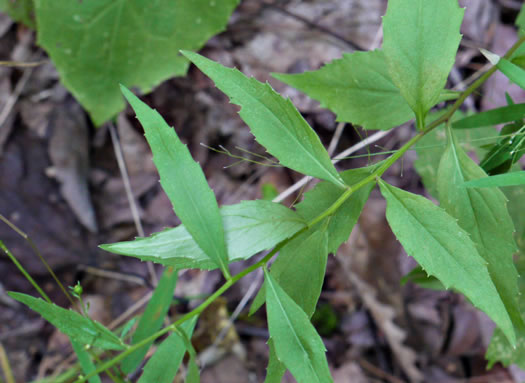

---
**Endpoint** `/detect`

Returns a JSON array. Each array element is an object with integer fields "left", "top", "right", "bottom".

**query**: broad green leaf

[
  {"left": 382, "top": 0, "right": 464, "bottom": 122},
  {"left": 250, "top": 228, "right": 328, "bottom": 317},
  {"left": 8, "top": 292, "right": 124, "bottom": 350},
  {"left": 33, "top": 0, "right": 238, "bottom": 125},
  {"left": 181, "top": 51, "right": 345, "bottom": 188},
  {"left": 463, "top": 171, "right": 525, "bottom": 188},
  {"left": 452, "top": 104, "right": 525, "bottom": 130},
  {"left": 482, "top": 49, "right": 525, "bottom": 90},
  {"left": 0, "top": 0, "right": 35, "bottom": 28},
  {"left": 264, "top": 270, "right": 333, "bottom": 383},
  {"left": 295, "top": 163, "right": 380, "bottom": 254},
  {"left": 71, "top": 339, "right": 102, "bottom": 383},
  {"left": 121, "top": 86, "right": 229, "bottom": 276},
  {"left": 486, "top": 258, "right": 525, "bottom": 369},
  {"left": 272, "top": 50, "right": 414, "bottom": 131},
  {"left": 437, "top": 126, "right": 523, "bottom": 335},
  {"left": 414, "top": 110, "right": 495, "bottom": 197},
  {"left": 264, "top": 338, "right": 286, "bottom": 383},
  {"left": 122, "top": 267, "right": 179, "bottom": 373},
  {"left": 101, "top": 200, "right": 307, "bottom": 270},
  {"left": 505, "top": 181, "right": 525, "bottom": 253},
  {"left": 138, "top": 317, "right": 197, "bottom": 383},
  {"left": 377, "top": 180, "right": 516, "bottom": 345},
  {"left": 401, "top": 266, "right": 446, "bottom": 291}
]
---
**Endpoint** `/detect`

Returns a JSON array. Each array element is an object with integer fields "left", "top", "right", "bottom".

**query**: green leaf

[
  {"left": 186, "top": 353, "right": 200, "bottom": 383},
  {"left": 7, "top": 292, "right": 124, "bottom": 350},
  {"left": 486, "top": 258, "right": 525, "bottom": 369},
  {"left": 463, "top": 171, "right": 525, "bottom": 188},
  {"left": 437, "top": 126, "right": 523, "bottom": 336},
  {"left": 264, "top": 338, "right": 286, "bottom": 383},
  {"left": 504, "top": 181, "right": 525, "bottom": 254},
  {"left": 517, "top": 5, "right": 525, "bottom": 35},
  {"left": 33, "top": 0, "right": 238, "bottom": 125},
  {"left": 295, "top": 164, "right": 379, "bottom": 254},
  {"left": 122, "top": 267, "right": 179, "bottom": 373},
  {"left": 480, "top": 124, "right": 525, "bottom": 175},
  {"left": 377, "top": 179, "right": 516, "bottom": 346},
  {"left": 181, "top": 51, "right": 345, "bottom": 188},
  {"left": 121, "top": 86, "right": 230, "bottom": 276},
  {"left": 138, "top": 317, "right": 197, "bottom": 383},
  {"left": 102, "top": 200, "right": 307, "bottom": 270},
  {"left": 452, "top": 104, "right": 525, "bottom": 130},
  {"left": 71, "top": 339, "right": 102, "bottom": 383},
  {"left": 272, "top": 50, "right": 413, "bottom": 131},
  {"left": 401, "top": 266, "right": 446, "bottom": 291},
  {"left": 264, "top": 270, "right": 333, "bottom": 383},
  {"left": 482, "top": 49, "right": 525, "bottom": 90},
  {"left": 251, "top": 228, "right": 329, "bottom": 317},
  {"left": 382, "top": 0, "right": 464, "bottom": 122},
  {"left": 0, "top": 0, "right": 35, "bottom": 28},
  {"left": 414, "top": 110, "right": 495, "bottom": 197}
]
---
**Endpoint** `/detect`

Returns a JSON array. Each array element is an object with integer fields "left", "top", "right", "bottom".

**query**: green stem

[{"left": 76, "top": 36, "right": 525, "bottom": 383}]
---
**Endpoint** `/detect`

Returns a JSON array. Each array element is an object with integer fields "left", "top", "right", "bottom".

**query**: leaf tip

[{"left": 480, "top": 49, "right": 500, "bottom": 66}]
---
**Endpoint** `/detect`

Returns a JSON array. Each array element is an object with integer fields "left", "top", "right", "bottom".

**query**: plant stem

[{"left": 75, "top": 35, "right": 525, "bottom": 383}]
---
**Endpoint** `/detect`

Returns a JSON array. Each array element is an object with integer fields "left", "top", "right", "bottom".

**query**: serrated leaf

[
  {"left": 101, "top": 200, "right": 306, "bottom": 270},
  {"left": 138, "top": 317, "right": 197, "bottom": 383},
  {"left": 264, "top": 270, "right": 333, "bottom": 383},
  {"left": 463, "top": 171, "right": 525, "bottom": 188},
  {"left": 382, "top": 0, "right": 464, "bottom": 121},
  {"left": 0, "top": 0, "right": 35, "bottom": 28},
  {"left": 33, "top": 0, "right": 238, "bottom": 125},
  {"left": 452, "top": 104, "right": 525, "bottom": 130},
  {"left": 264, "top": 338, "right": 286, "bottom": 383},
  {"left": 181, "top": 51, "right": 345, "bottom": 188},
  {"left": 71, "top": 339, "right": 102, "bottom": 383},
  {"left": 251, "top": 228, "right": 328, "bottom": 317},
  {"left": 7, "top": 292, "right": 124, "bottom": 350},
  {"left": 414, "top": 110, "right": 495, "bottom": 197},
  {"left": 377, "top": 179, "right": 516, "bottom": 345},
  {"left": 122, "top": 267, "right": 179, "bottom": 373},
  {"left": 295, "top": 163, "right": 379, "bottom": 254},
  {"left": 437, "top": 126, "right": 523, "bottom": 336},
  {"left": 272, "top": 50, "right": 413, "bottom": 131},
  {"left": 121, "top": 86, "right": 229, "bottom": 276}
]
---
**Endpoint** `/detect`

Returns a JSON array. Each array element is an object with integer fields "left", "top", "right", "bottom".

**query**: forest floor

[{"left": 1, "top": 0, "right": 524, "bottom": 382}]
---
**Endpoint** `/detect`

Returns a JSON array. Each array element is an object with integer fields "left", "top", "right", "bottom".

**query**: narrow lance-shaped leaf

[
  {"left": 382, "top": 0, "right": 464, "bottom": 122},
  {"left": 272, "top": 50, "right": 414, "bottom": 131},
  {"left": 7, "top": 292, "right": 125, "bottom": 350},
  {"left": 264, "top": 338, "right": 286, "bottom": 383},
  {"left": 71, "top": 339, "right": 102, "bottom": 383},
  {"left": 517, "top": 5, "right": 525, "bottom": 35},
  {"left": 33, "top": 0, "right": 239, "bottom": 125},
  {"left": 101, "top": 200, "right": 307, "bottom": 270},
  {"left": 122, "top": 267, "right": 179, "bottom": 373},
  {"left": 482, "top": 49, "right": 525, "bottom": 90},
  {"left": 121, "top": 86, "right": 230, "bottom": 276},
  {"left": 437, "top": 126, "right": 524, "bottom": 335},
  {"left": 264, "top": 269, "right": 333, "bottom": 383},
  {"left": 463, "top": 171, "right": 525, "bottom": 188},
  {"left": 452, "top": 104, "right": 525, "bottom": 129},
  {"left": 377, "top": 180, "right": 516, "bottom": 346},
  {"left": 181, "top": 51, "right": 345, "bottom": 188},
  {"left": 138, "top": 317, "right": 198, "bottom": 383}
]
